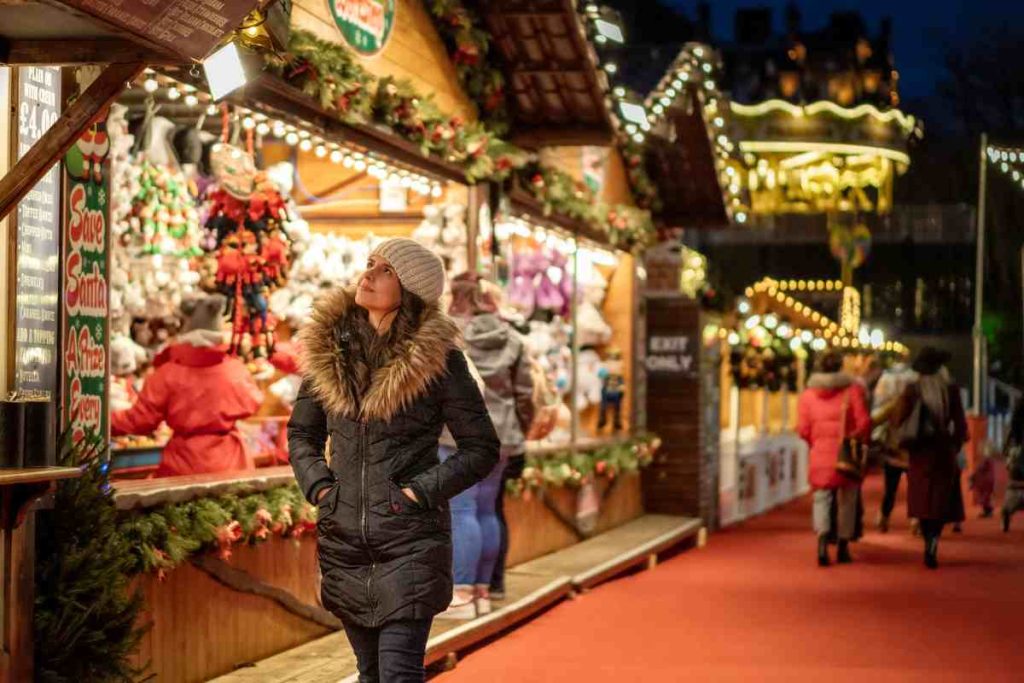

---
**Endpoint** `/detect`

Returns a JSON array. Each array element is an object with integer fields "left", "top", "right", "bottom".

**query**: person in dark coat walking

[
  {"left": 890, "top": 347, "right": 967, "bottom": 569},
  {"left": 288, "top": 238, "right": 500, "bottom": 682}
]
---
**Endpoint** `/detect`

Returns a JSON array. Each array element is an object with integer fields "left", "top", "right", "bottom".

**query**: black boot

[
  {"left": 924, "top": 537, "right": 939, "bottom": 569},
  {"left": 817, "top": 535, "right": 830, "bottom": 567},
  {"left": 1003, "top": 510, "right": 1011, "bottom": 533},
  {"left": 836, "top": 540, "right": 852, "bottom": 564}
]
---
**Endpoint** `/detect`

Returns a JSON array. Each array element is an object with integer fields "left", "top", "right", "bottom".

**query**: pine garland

[
  {"left": 507, "top": 435, "right": 661, "bottom": 498},
  {"left": 267, "top": 30, "right": 655, "bottom": 248},
  {"left": 116, "top": 484, "right": 317, "bottom": 579},
  {"left": 426, "top": 0, "right": 511, "bottom": 136},
  {"left": 267, "top": 30, "right": 526, "bottom": 183},
  {"left": 34, "top": 433, "right": 148, "bottom": 683},
  {"left": 518, "top": 163, "right": 656, "bottom": 253}
]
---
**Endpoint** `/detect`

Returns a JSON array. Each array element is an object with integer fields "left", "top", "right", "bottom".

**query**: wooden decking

[{"left": 212, "top": 514, "right": 702, "bottom": 683}]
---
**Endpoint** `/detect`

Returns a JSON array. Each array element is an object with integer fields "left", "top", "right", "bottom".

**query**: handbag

[
  {"left": 836, "top": 389, "right": 868, "bottom": 480},
  {"left": 892, "top": 394, "right": 923, "bottom": 448}
]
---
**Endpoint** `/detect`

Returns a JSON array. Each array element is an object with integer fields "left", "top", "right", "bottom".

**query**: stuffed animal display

[
  {"left": 268, "top": 211, "right": 384, "bottom": 327},
  {"left": 109, "top": 105, "right": 203, "bottom": 338},
  {"left": 411, "top": 203, "right": 469, "bottom": 278}
]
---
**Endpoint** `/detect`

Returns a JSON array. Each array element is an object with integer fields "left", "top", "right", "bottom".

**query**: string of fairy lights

[
  {"left": 986, "top": 144, "right": 1024, "bottom": 192},
  {"left": 643, "top": 43, "right": 749, "bottom": 224},
  {"left": 138, "top": 70, "right": 446, "bottom": 197}
]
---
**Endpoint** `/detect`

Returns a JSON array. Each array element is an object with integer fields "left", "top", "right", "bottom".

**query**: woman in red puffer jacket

[
  {"left": 112, "top": 294, "right": 264, "bottom": 477},
  {"left": 797, "top": 350, "right": 870, "bottom": 567}
]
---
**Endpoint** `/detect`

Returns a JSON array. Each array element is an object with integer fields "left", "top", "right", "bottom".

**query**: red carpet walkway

[{"left": 437, "top": 474, "right": 1023, "bottom": 682}]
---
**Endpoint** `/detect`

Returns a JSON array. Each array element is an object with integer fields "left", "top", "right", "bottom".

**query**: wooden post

[{"left": 0, "top": 61, "right": 143, "bottom": 224}]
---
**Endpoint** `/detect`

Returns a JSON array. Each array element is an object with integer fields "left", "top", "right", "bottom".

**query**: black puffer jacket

[{"left": 288, "top": 289, "right": 500, "bottom": 627}]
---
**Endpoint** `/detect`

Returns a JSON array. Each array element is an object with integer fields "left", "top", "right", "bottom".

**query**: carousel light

[
  {"left": 285, "top": 132, "right": 299, "bottom": 146},
  {"left": 812, "top": 338, "right": 827, "bottom": 351},
  {"left": 206, "top": 103, "right": 219, "bottom": 116},
  {"left": 431, "top": 183, "right": 444, "bottom": 198},
  {"left": 736, "top": 212, "right": 748, "bottom": 223},
  {"left": 801, "top": 330, "right": 813, "bottom": 343},
  {"left": 763, "top": 313, "right": 779, "bottom": 330},
  {"left": 790, "top": 337, "right": 803, "bottom": 351},
  {"left": 143, "top": 75, "right": 159, "bottom": 93},
  {"left": 299, "top": 138, "right": 313, "bottom": 152},
  {"left": 185, "top": 93, "right": 199, "bottom": 107},
  {"left": 613, "top": 86, "right": 626, "bottom": 97},
  {"left": 727, "top": 332, "right": 741, "bottom": 345},
  {"left": 705, "top": 80, "right": 716, "bottom": 90},
  {"left": 314, "top": 144, "right": 327, "bottom": 158},
  {"left": 605, "top": 62, "right": 618, "bottom": 74},
  {"left": 693, "top": 47, "right": 704, "bottom": 58},
  {"left": 737, "top": 299, "right": 751, "bottom": 314},
  {"left": 298, "top": 129, "right": 310, "bottom": 139},
  {"left": 330, "top": 149, "right": 343, "bottom": 163},
  {"left": 632, "top": 133, "right": 645, "bottom": 143},
  {"left": 870, "top": 329, "right": 885, "bottom": 347},
  {"left": 342, "top": 154, "right": 355, "bottom": 168},
  {"left": 272, "top": 122, "right": 286, "bottom": 137},
  {"left": 744, "top": 315, "right": 761, "bottom": 330},
  {"left": 354, "top": 158, "right": 368, "bottom": 171},
  {"left": 256, "top": 122, "right": 271, "bottom": 136},
  {"left": 166, "top": 86, "right": 181, "bottom": 100},
  {"left": 242, "top": 116, "right": 256, "bottom": 130},
  {"left": 702, "top": 62, "right": 713, "bottom": 73}
]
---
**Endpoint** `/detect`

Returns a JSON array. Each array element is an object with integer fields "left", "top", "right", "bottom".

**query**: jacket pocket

[
  {"left": 316, "top": 482, "right": 341, "bottom": 518},
  {"left": 387, "top": 480, "right": 426, "bottom": 516}
]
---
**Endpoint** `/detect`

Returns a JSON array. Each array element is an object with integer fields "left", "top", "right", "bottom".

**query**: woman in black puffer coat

[{"left": 288, "top": 238, "right": 499, "bottom": 682}]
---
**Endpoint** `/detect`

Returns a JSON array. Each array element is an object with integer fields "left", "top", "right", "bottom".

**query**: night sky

[{"left": 665, "top": 0, "right": 1024, "bottom": 103}]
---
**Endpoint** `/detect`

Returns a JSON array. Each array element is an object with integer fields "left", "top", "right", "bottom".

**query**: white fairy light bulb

[
  {"left": 272, "top": 122, "right": 286, "bottom": 137},
  {"left": 330, "top": 149, "right": 343, "bottom": 163},
  {"left": 285, "top": 132, "right": 299, "bottom": 146},
  {"left": 299, "top": 138, "right": 313, "bottom": 152},
  {"left": 256, "top": 122, "right": 271, "bottom": 136},
  {"left": 431, "top": 183, "right": 443, "bottom": 198},
  {"left": 185, "top": 93, "right": 199, "bottom": 107},
  {"left": 242, "top": 116, "right": 256, "bottom": 130},
  {"left": 342, "top": 154, "right": 355, "bottom": 168},
  {"left": 315, "top": 144, "right": 327, "bottom": 158},
  {"left": 144, "top": 76, "right": 159, "bottom": 93},
  {"left": 207, "top": 103, "right": 219, "bottom": 116},
  {"left": 166, "top": 86, "right": 181, "bottom": 100}
]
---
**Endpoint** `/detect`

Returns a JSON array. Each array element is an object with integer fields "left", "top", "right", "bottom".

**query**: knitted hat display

[{"left": 371, "top": 238, "right": 446, "bottom": 304}]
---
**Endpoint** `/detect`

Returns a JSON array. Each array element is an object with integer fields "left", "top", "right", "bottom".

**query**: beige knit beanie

[{"left": 371, "top": 238, "right": 446, "bottom": 304}]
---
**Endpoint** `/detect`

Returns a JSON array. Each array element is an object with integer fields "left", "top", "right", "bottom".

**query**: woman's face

[{"left": 355, "top": 255, "right": 402, "bottom": 313}]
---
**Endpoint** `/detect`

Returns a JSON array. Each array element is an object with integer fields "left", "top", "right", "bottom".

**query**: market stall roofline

[
  {"left": 731, "top": 99, "right": 917, "bottom": 135},
  {"left": 163, "top": 69, "right": 470, "bottom": 184},
  {"left": 738, "top": 140, "right": 911, "bottom": 166},
  {"left": 478, "top": 0, "right": 616, "bottom": 148}
]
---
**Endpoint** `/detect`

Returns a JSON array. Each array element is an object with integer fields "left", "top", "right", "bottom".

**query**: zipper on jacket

[{"left": 358, "top": 422, "right": 377, "bottom": 622}]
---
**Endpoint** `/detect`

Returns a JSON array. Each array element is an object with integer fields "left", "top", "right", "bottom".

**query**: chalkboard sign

[
  {"left": 13, "top": 67, "right": 61, "bottom": 400},
  {"left": 58, "top": 0, "right": 257, "bottom": 61}
]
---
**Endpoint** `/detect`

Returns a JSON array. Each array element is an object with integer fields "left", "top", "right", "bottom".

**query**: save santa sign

[
  {"left": 329, "top": 0, "right": 396, "bottom": 55},
  {"left": 62, "top": 119, "right": 110, "bottom": 444}
]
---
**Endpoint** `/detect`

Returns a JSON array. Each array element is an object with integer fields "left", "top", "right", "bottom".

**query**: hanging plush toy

[
  {"left": 597, "top": 348, "right": 626, "bottom": 433},
  {"left": 203, "top": 143, "right": 293, "bottom": 359}
]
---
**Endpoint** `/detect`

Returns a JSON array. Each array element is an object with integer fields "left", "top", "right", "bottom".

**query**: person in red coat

[
  {"left": 797, "top": 351, "right": 871, "bottom": 566},
  {"left": 112, "top": 293, "right": 264, "bottom": 478}
]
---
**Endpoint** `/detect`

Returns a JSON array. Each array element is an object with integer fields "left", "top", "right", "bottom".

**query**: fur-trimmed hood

[
  {"left": 299, "top": 287, "right": 461, "bottom": 421},
  {"left": 806, "top": 372, "right": 855, "bottom": 391}
]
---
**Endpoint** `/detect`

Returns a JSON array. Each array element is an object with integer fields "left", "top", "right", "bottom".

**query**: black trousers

[
  {"left": 919, "top": 519, "right": 945, "bottom": 541},
  {"left": 491, "top": 453, "right": 525, "bottom": 592},
  {"left": 881, "top": 462, "right": 907, "bottom": 518},
  {"left": 342, "top": 618, "right": 433, "bottom": 683}
]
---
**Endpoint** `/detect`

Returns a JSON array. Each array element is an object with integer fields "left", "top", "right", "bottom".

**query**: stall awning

[{"left": 480, "top": 0, "right": 615, "bottom": 148}]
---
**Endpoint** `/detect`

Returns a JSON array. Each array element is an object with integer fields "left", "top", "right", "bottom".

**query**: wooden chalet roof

[
  {"left": 479, "top": 0, "right": 615, "bottom": 148},
  {"left": 645, "top": 85, "right": 729, "bottom": 229}
]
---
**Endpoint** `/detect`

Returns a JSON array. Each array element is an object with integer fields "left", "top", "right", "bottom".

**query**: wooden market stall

[
  {"left": 0, "top": 2, "right": 270, "bottom": 680},
  {"left": 79, "top": 1, "right": 668, "bottom": 680}
]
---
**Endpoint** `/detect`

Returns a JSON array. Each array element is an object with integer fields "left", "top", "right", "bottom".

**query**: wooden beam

[
  {"left": 511, "top": 124, "right": 614, "bottom": 149},
  {"left": 0, "top": 38, "right": 177, "bottom": 66},
  {"left": 0, "top": 61, "right": 144, "bottom": 224}
]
